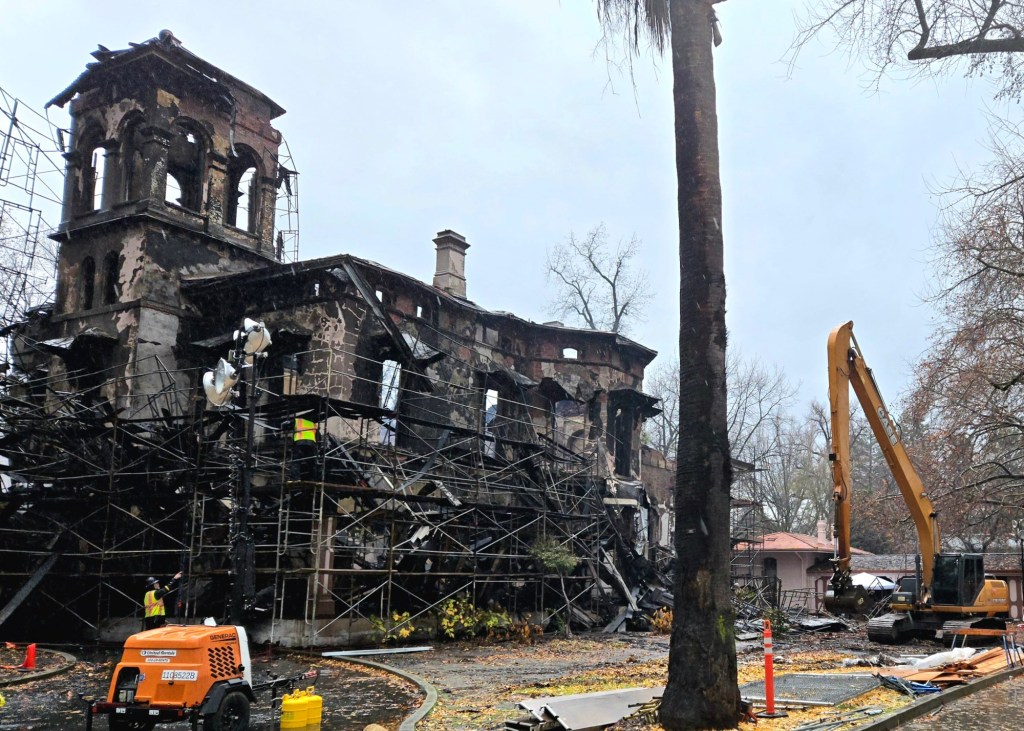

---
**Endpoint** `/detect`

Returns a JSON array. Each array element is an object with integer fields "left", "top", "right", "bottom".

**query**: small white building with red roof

[{"left": 739, "top": 520, "right": 870, "bottom": 611}]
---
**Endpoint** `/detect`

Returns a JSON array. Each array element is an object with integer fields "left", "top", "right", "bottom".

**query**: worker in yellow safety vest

[
  {"left": 143, "top": 571, "right": 182, "bottom": 630},
  {"left": 291, "top": 416, "right": 318, "bottom": 479}
]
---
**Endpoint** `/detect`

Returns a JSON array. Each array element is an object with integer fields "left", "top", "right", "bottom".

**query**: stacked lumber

[{"left": 888, "top": 647, "right": 1009, "bottom": 686}]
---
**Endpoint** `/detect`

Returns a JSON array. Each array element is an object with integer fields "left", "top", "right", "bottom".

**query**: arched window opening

[
  {"left": 225, "top": 147, "right": 260, "bottom": 233},
  {"left": 120, "top": 117, "right": 146, "bottom": 203},
  {"left": 82, "top": 257, "right": 96, "bottom": 310},
  {"left": 165, "top": 173, "right": 183, "bottom": 207},
  {"left": 76, "top": 127, "right": 107, "bottom": 215},
  {"left": 91, "top": 147, "right": 108, "bottom": 211},
  {"left": 103, "top": 251, "right": 119, "bottom": 305},
  {"left": 231, "top": 167, "right": 256, "bottom": 232},
  {"left": 166, "top": 123, "right": 204, "bottom": 211},
  {"left": 238, "top": 167, "right": 256, "bottom": 229}
]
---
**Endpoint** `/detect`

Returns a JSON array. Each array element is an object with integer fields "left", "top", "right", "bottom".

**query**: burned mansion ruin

[{"left": 0, "top": 32, "right": 669, "bottom": 645}]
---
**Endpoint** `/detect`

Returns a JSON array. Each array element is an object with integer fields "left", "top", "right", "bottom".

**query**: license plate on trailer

[{"left": 161, "top": 670, "right": 199, "bottom": 681}]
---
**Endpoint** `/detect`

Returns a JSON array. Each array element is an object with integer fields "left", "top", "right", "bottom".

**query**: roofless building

[{"left": 0, "top": 32, "right": 668, "bottom": 645}]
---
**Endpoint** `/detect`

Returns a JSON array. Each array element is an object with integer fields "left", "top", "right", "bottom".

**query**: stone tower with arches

[{"left": 37, "top": 30, "right": 286, "bottom": 409}]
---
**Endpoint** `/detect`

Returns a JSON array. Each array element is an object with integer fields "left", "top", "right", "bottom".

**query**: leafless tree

[
  {"left": 794, "top": 1, "right": 1024, "bottom": 98},
  {"left": 730, "top": 388, "right": 828, "bottom": 536},
  {"left": 0, "top": 217, "right": 57, "bottom": 331},
  {"left": 749, "top": 412, "right": 830, "bottom": 534},
  {"left": 643, "top": 357, "right": 680, "bottom": 459},
  {"left": 727, "top": 353, "right": 796, "bottom": 464},
  {"left": 897, "top": 124, "right": 1024, "bottom": 536},
  {"left": 645, "top": 351, "right": 795, "bottom": 463},
  {"left": 794, "top": 1, "right": 1024, "bottom": 547},
  {"left": 545, "top": 223, "right": 651, "bottom": 334},
  {"left": 795, "top": 405, "right": 837, "bottom": 532}
]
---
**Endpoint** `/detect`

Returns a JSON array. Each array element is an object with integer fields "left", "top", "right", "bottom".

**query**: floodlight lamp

[
  {"left": 203, "top": 357, "right": 239, "bottom": 407},
  {"left": 236, "top": 318, "right": 272, "bottom": 356}
]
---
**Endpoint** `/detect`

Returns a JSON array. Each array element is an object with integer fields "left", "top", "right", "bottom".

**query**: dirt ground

[
  {"left": 0, "top": 644, "right": 418, "bottom": 730},
  {"left": 381, "top": 623, "right": 939, "bottom": 730},
  {"left": 0, "top": 625, "right": 949, "bottom": 731}
]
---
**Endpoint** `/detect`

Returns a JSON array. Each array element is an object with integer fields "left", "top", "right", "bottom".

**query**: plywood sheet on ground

[{"left": 899, "top": 647, "right": 1010, "bottom": 686}]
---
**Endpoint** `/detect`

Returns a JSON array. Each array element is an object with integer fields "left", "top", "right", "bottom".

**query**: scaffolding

[
  {"left": 0, "top": 82, "right": 663, "bottom": 645},
  {"left": 273, "top": 137, "right": 300, "bottom": 263},
  {"left": 0, "top": 334, "right": 660, "bottom": 643},
  {"left": 731, "top": 468, "right": 770, "bottom": 607},
  {"left": 0, "top": 85, "right": 63, "bottom": 337}
]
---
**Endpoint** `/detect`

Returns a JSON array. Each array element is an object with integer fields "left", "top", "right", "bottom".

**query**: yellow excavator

[{"left": 823, "top": 321, "right": 1010, "bottom": 643}]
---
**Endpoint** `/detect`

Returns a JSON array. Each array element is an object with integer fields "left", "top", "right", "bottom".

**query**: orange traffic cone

[{"left": 18, "top": 643, "right": 36, "bottom": 671}]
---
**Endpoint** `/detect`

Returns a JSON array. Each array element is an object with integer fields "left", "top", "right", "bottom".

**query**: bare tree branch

[
  {"left": 545, "top": 223, "right": 652, "bottom": 334},
  {"left": 793, "top": 1, "right": 1024, "bottom": 98}
]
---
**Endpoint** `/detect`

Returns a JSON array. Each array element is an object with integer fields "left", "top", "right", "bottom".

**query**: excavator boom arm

[{"left": 828, "top": 321, "right": 939, "bottom": 589}]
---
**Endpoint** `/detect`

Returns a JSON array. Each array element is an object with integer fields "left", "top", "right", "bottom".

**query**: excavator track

[
  {"left": 938, "top": 617, "right": 1007, "bottom": 646},
  {"left": 867, "top": 613, "right": 914, "bottom": 644}
]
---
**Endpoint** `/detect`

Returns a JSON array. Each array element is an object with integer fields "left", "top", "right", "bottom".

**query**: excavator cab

[{"left": 931, "top": 554, "right": 985, "bottom": 607}]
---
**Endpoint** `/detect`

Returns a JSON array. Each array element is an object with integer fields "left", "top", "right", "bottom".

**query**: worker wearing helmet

[{"left": 143, "top": 572, "right": 182, "bottom": 630}]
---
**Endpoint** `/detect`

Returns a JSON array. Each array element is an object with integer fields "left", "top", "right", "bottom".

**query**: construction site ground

[
  {"left": 0, "top": 626, "right": 1014, "bottom": 730},
  {"left": 0, "top": 644, "right": 419, "bottom": 730},
  {"left": 380, "top": 626, "right": 941, "bottom": 730}
]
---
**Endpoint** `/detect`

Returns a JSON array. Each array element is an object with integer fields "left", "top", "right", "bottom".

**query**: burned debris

[{"left": 0, "top": 32, "right": 672, "bottom": 645}]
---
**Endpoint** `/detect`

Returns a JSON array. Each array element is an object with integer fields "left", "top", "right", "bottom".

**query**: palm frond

[{"left": 596, "top": 0, "right": 670, "bottom": 54}]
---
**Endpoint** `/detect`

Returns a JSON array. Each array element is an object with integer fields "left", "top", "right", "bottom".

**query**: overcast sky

[{"left": 0, "top": 0, "right": 1005, "bottom": 412}]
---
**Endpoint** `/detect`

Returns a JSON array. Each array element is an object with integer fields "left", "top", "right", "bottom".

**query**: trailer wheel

[
  {"left": 203, "top": 691, "right": 250, "bottom": 731},
  {"left": 109, "top": 719, "right": 155, "bottom": 731}
]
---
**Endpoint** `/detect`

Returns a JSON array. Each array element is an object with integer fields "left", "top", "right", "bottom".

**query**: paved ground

[
  {"left": 383, "top": 631, "right": 673, "bottom": 692},
  {"left": 375, "top": 632, "right": 674, "bottom": 729},
  {"left": 897, "top": 674, "right": 1024, "bottom": 731},
  {"left": 370, "top": 628, "right": 957, "bottom": 730}
]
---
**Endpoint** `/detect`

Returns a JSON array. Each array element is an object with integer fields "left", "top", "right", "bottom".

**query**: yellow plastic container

[
  {"left": 304, "top": 686, "right": 323, "bottom": 726},
  {"left": 280, "top": 690, "right": 309, "bottom": 730}
]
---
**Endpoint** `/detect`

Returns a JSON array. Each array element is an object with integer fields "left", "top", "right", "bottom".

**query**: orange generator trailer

[{"left": 86, "top": 623, "right": 311, "bottom": 731}]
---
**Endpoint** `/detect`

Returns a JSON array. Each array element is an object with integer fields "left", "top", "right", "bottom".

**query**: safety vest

[
  {"left": 144, "top": 589, "right": 165, "bottom": 618},
  {"left": 294, "top": 418, "right": 316, "bottom": 442}
]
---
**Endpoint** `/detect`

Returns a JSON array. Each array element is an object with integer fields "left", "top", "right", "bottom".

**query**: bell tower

[
  {"left": 35, "top": 31, "right": 287, "bottom": 409},
  {"left": 48, "top": 29, "right": 286, "bottom": 316}
]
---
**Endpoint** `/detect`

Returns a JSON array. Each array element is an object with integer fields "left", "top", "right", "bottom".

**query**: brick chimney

[
  {"left": 816, "top": 519, "right": 829, "bottom": 546},
  {"left": 433, "top": 230, "right": 470, "bottom": 298}
]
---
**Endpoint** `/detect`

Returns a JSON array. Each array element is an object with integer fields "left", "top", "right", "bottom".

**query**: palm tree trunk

[{"left": 659, "top": 0, "right": 739, "bottom": 728}]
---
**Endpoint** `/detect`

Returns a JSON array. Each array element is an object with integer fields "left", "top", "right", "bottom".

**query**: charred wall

[{"left": 0, "top": 33, "right": 671, "bottom": 644}]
